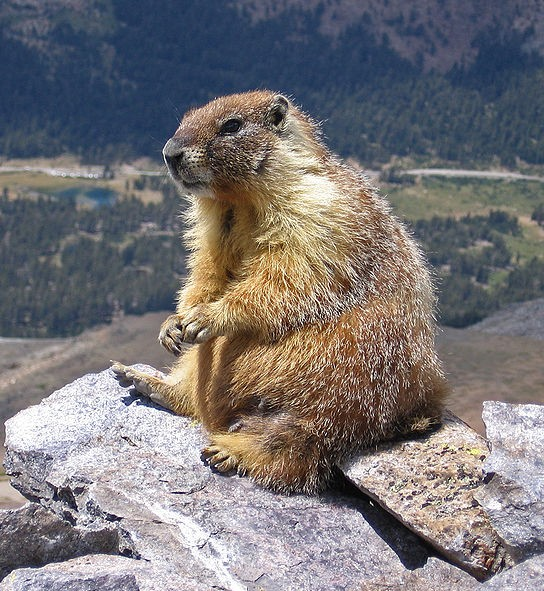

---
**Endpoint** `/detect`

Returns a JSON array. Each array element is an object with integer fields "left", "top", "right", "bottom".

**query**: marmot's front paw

[
  {"left": 158, "top": 314, "right": 185, "bottom": 354},
  {"left": 159, "top": 307, "right": 217, "bottom": 353}
]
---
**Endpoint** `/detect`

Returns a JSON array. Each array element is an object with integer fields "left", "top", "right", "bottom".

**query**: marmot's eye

[{"left": 220, "top": 118, "right": 242, "bottom": 135}]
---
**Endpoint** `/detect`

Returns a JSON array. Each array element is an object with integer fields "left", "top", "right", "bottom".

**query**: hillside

[
  {"left": 469, "top": 298, "right": 544, "bottom": 339},
  {"left": 4, "top": 1, "right": 543, "bottom": 72},
  {"left": 1, "top": 0, "right": 543, "bottom": 165},
  {"left": 237, "top": 0, "right": 544, "bottom": 72}
]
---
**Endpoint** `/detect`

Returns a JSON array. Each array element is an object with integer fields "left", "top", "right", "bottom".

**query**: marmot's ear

[{"left": 266, "top": 95, "right": 289, "bottom": 130}]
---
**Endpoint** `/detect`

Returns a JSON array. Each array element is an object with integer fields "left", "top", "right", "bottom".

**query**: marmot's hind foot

[
  {"left": 202, "top": 444, "right": 242, "bottom": 475},
  {"left": 110, "top": 361, "right": 174, "bottom": 411},
  {"left": 203, "top": 430, "right": 330, "bottom": 495}
]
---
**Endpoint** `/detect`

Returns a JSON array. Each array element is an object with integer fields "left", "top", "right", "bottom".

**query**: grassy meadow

[{"left": 384, "top": 176, "right": 544, "bottom": 264}]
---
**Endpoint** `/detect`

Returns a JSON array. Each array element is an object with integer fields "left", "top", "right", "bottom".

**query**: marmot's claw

[
  {"left": 159, "top": 310, "right": 216, "bottom": 350},
  {"left": 202, "top": 445, "right": 239, "bottom": 474},
  {"left": 159, "top": 314, "right": 187, "bottom": 354},
  {"left": 159, "top": 334, "right": 182, "bottom": 356}
]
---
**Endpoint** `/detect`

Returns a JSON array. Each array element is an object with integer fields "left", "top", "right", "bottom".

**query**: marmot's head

[{"left": 163, "top": 91, "right": 325, "bottom": 201}]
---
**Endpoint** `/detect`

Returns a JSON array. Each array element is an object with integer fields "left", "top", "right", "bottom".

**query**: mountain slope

[
  {"left": 237, "top": 0, "right": 544, "bottom": 72},
  {"left": 469, "top": 298, "right": 544, "bottom": 339},
  {"left": 1, "top": 0, "right": 543, "bottom": 164}
]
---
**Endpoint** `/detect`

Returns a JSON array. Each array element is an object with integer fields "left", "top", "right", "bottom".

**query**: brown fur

[{"left": 112, "top": 90, "right": 448, "bottom": 494}]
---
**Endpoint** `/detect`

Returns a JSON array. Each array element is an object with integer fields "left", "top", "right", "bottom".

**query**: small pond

[{"left": 54, "top": 186, "right": 117, "bottom": 207}]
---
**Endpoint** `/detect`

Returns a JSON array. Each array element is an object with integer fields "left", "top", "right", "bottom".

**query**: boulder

[
  {"left": 1, "top": 555, "right": 141, "bottom": 591},
  {"left": 1, "top": 367, "right": 435, "bottom": 590},
  {"left": 1, "top": 367, "right": 543, "bottom": 590},
  {"left": 475, "top": 401, "right": 544, "bottom": 562},
  {"left": 0, "top": 503, "right": 118, "bottom": 580},
  {"left": 342, "top": 411, "right": 513, "bottom": 579}
]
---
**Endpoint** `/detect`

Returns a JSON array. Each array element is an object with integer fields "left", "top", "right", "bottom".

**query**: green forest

[
  {"left": 1, "top": 179, "right": 543, "bottom": 337},
  {"left": 1, "top": 1, "right": 543, "bottom": 167},
  {"left": 0, "top": 182, "right": 186, "bottom": 337},
  {"left": 413, "top": 211, "right": 544, "bottom": 326}
]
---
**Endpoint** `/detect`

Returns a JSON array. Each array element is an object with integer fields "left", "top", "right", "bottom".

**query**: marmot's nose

[{"left": 163, "top": 137, "right": 185, "bottom": 171}]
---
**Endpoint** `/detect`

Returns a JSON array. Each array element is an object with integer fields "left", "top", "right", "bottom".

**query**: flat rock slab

[
  {"left": 475, "top": 401, "right": 544, "bottom": 562},
  {"left": 342, "top": 410, "right": 514, "bottom": 579},
  {"left": 0, "top": 554, "right": 143, "bottom": 591},
  {"left": 3, "top": 366, "right": 469, "bottom": 591}
]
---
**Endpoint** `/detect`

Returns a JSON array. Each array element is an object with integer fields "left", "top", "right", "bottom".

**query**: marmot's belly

[{"left": 194, "top": 312, "right": 439, "bottom": 437}]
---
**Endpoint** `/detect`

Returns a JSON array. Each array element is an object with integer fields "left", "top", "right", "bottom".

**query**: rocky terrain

[{"left": 0, "top": 366, "right": 543, "bottom": 589}]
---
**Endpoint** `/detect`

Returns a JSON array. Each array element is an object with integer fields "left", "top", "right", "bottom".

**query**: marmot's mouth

[
  {"left": 177, "top": 177, "right": 214, "bottom": 198},
  {"left": 168, "top": 169, "right": 207, "bottom": 190},
  {"left": 182, "top": 179, "right": 208, "bottom": 190}
]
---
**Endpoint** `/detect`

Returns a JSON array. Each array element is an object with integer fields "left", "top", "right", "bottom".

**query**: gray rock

[
  {"left": 359, "top": 557, "right": 477, "bottom": 591},
  {"left": 342, "top": 410, "right": 514, "bottom": 579},
  {"left": 2, "top": 367, "right": 543, "bottom": 589},
  {"left": 475, "top": 401, "right": 544, "bottom": 562},
  {"left": 0, "top": 555, "right": 141, "bottom": 591},
  {"left": 2, "top": 366, "right": 445, "bottom": 591},
  {"left": 0, "top": 503, "right": 118, "bottom": 579},
  {"left": 479, "top": 553, "right": 544, "bottom": 590},
  {"left": 360, "top": 554, "right": 544, "bottom": 591}
]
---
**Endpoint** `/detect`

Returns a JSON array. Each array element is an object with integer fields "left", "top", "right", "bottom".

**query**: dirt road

[{"left": 404, "top": 168, "right": 544, "bottom": 183}]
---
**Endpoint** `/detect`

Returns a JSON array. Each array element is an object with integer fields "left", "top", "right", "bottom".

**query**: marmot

[{"left": 112, "top": 90, "right": 448, "bottom": 494}]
